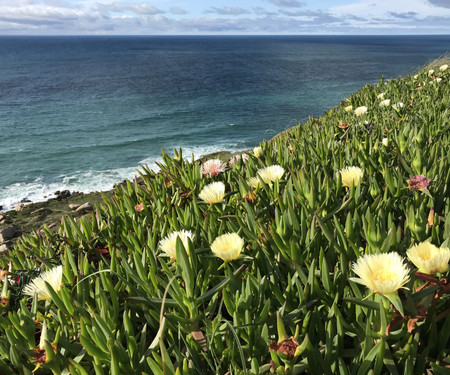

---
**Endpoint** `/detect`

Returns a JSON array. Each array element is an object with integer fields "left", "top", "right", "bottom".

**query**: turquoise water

[{"left": 1, "top": 35, "right": 449, "bottom": 210}]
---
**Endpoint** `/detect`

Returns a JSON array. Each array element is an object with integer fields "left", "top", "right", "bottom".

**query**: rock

[
  {"left": 0, "top": 226, "right": 17, "bottom": 243},
  {"left": 54, "top": 190, "right": 71, "bottom": 200},
  {"left": 75, "top": 202, "right": 93, "bottom": 212},
  {"left": 0, "top": 243, "right": 9, "bottom": 253},
  {"left": 21, "top": 198, "right": 31, "bottom": 203},
  {"left": 69, "top": 204, "right": 80, "bottom": 210},
  {"left": 0, "top": 205, "right": 3, "bottom": 210},
  {"left": 14, "top": 203, "right": 25, "bottom": 211}
]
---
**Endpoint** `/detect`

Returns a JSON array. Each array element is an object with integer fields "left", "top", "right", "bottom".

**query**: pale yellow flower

[
  {"left": 159, "top": 230, "right": 193, "bottom": 260},
  {"left": 257, "top": 165, "right": 285, "bottom": 185},
  {"left": 339, "top": 166, "right": 363, "bottom": 188},
  {"left": 377, "top": 93, "right": 385, "bottom": 99},
  {"left": 382, "top": 138, "right": 388, "bottom": 147},
  {"left": 413, "top": 74, "right": 419, "bottom": 80},
  {"left": 344, "top": 105, "right": 353, "bottom": 112},
  {"left": 379, "top": 99, "right": 391, "bottom": 107},
  {"left": 201, "top": 159, "right": 224, "bottom": 177},
  {"left": 211, "top": 233, "right": 244, "bottom": 261},
  {"left": 354, "top": 106, "right": 368, "bottom": 116},
  {"left": 253, "top": 146, "right": 263, "bottom": 158},
  {"left": 436, "top": 77, "right": 442, "bottom": 83},
  {"left": 199, "top": 181, "right": 225, "bottom": 204},
  {"left": 406, "top": 242, "right": 450, "bottom": 274},
  {"left": 440, "top": 64, "right": 448, "bottom": 72},
  {"left": 428, "top": 69, "right": 434, "bottom": 76},
  {"left": 351, "top": 253, "right": 410, "bottom": 295},
  {"left": 247, "top": 177, "right": 262, "bottom": 189},
  {"left": 23, "top": 265, "right": 63, "bottom": 300},
  {"left": 392, "top": 102, "right": 404, "bottom": 111}
]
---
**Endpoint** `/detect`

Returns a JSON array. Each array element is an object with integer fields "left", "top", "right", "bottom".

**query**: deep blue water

[{"left": 1, "top": 35, "right": 449, "bottom": 210}]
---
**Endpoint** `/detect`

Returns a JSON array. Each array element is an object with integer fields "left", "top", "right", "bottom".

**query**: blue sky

[{"left": 1, "top": 0, "right": 450, "bottom": 35}]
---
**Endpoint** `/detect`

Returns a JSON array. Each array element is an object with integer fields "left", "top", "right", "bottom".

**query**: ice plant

[
  {"left": 229, "top": 153, "right": 248, "bottom": 165},
  {"left": 339, "top": 166, "right": 363, "bottom": 188},
  {"left": 351, "top": 252, "right": 410, "bottom": 296},
  {"left": 354, "top": 106, "right": 368, "bottom": 116},
  {"left": 392, "top": 102, "right": 404, "bottom": 110},
  {"left": 408, "top": 175, "right": 431, "bottom": 192},
  {"left": 379, "top": 99, "right": 391, "bottom": 107},
  {"left": 436, "top": 77, "right": 442, "bottom": 83},
  {"left": 23, "top": 265, "right": 63, "bottom": 301},
  {"left": 407, "top": 242, "right": 450, "bottom": 274},
  {"left": 253, "top": 146, "right": 263, "bottom": 157},
  {"left": 428, "top": 69, "right": 434, "bottom": 76},
  {"left": 344, "top": 105, "right": 353, "bottom": 112},
  {"left": 440, "top": 64, "right": 448, "bottom": 72},
  {"left": 382, "top": 138, "right": 388, "bottom": 147},
  {"left": 199, "top": 181, "right": 225, "bottom": 204},
  {"left": 257, "top": 165, "right": 285, "bottom": 185},
  {"left": 134, "top": 202, "right": 144, "bottom": 212},
  {"left": 201, "top": 159, "right": 224, "bottom": 177},
  {"left": 247, "top": 177, "right": 262, "bottom": 189},
  {"left": 210, "top": 233, "right": 244, "bottom": 262},
  {"left": 377, "top": 93, "right": 385, "bottom": 99},
  {"left": 159, "top": 230, "right": 193, "bottom": 260}
]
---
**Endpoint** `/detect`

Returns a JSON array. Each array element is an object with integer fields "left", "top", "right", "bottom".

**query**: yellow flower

[
  {"left": 23, "top": 266, "right": 63, "bottom": 300},
  {"left": 440, "top": 64, "right": 448, "bottom": 72},
  {"left": 199, "top": 181, "right": 225, "bottom": 204},
  {"left": 253, "top": 146, "right": 263, "bottom": 157},
  {"left": 339, "top": 166, "right": 363, "bottom": 187},
  {"left": 382, "top": 138, "right": 388, "bottom": 147},
  {"left": 354, "top": 106, "right": 368, "bottom": 116},
  {"left": 377, "top": 93, "right": 385, "bottom": 99},
  {"left": 159, "top": 230, "right": 193, "bottom": 260},
  {"left": 428, "top": 69, "right": 434, "bottom": 76},
  {"left": 406, "top": 242, "right": 450, "bottom": 274},
  {"left": 379, "top": 99, "right": 391, "bottom": 107},
  {"left": 344, "top": 105, "right": 353, "bottom": 112},
  {"left": 210, "top": 233, "right": 244, "bottom": 261},
  {"left": 257, "top": 165, "right": 285, "bottom": 185},
  {"left": 351, "top": 253, "right": 410, "bottom": 295},
  {"left": 247, "top": 177, "right": 262, "bottom": 189}
]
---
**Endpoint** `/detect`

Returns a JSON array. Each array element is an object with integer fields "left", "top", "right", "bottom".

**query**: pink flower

[
  {"left": 201, "top": 159, "right": 224, "bottom": 177},
  {"left": 229, "top": 154, "right": 249, "bottom": 166},
  {"left": 408, "top": 175, "right": 431, "bottom": 192},
  {"left": 134, "top": 202, "right": 144, "bottom": 212}
]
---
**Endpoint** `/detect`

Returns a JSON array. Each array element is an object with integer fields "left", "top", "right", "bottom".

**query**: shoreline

[{"left": 0, "top": 150, "right": 237, "bottom": 249}]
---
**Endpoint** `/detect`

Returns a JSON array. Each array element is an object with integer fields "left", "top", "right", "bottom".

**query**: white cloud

[{"left": 204, "top": 7, "right": 250, "bottom": 16}]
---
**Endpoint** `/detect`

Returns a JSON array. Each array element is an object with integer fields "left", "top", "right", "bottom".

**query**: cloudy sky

[{"left": 1, "top": 0, "right": 450, "bottom": 35}]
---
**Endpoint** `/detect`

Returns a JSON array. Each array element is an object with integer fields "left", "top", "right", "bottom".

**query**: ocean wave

[{"left": 0, "top": 142, "right": 247, "bottom": 212}]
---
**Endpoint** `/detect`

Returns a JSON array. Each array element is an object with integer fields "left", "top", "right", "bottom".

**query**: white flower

[
  {"left": 257, "top": 165, "right": 285, "bottom": 185},
  {"left": 247, "top": 177, "right": 262, "bottom": 189},
  {"left": 407, "top": 242, "right": 450, "bottom": 274},
  {"left": 339, "top": 166, "right": 363, "bottom": 188},
  {"left": 439, "top": 64, "right": 448, "bottom": 72},
  {"left": 379, "top": 99, "right": 391, "bottom": 107},
  {"left": 413, "top": 74, "right": 419, "bottom": 80},
  {"left": 199, "top": 181, "right": 225, "bottom": 204},
  {"left": 352, "top": 253, "right": 410, "bottom": 295},
  {"left": 344, "top": 105, "right": 353, "bottom": 112},
  {"left": 201, "top": 159, "right": 224, "bottom": 177},
  {"left": 392, "top": 102, "right": 404, "bottom": 111},
  {"left": 211, "top": 233, "right": 244, "bottom": 261},
  {"left": 382, "top": 138, "right": 388, "bottom": 147},
  {"left": 436, "top": 78, "right": 442, "bottom": 83},
  {"left": 23, "top": 266, "right": 63, "bottom": 300},
  {"left": 253, "top": 146, "right": 263, "bottom": 157},
  {"left": 428, "top": 69, "right": 434, "bottom": 76},
  {"left": 377, "top": 93, "right": 385, "bottom": 99},
  {"left": 159, "top": 230, "right": 194, "bottom": 260},
  {"left": 354, "top": 106, "right": 368, "bottom": 116}
]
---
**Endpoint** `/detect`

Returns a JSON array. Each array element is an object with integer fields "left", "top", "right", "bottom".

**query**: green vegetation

[{"left": 1, "top": 61, "right": 449, "bottom": 374}]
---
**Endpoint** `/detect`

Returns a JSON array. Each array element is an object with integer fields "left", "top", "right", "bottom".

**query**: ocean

[{"left": 1, "top": 35, "right": 449, "bottom": 211}]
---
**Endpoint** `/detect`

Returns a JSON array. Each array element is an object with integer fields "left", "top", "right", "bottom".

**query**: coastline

[{"left": 0, "top": 150, "right": 236, "bottom": 248}]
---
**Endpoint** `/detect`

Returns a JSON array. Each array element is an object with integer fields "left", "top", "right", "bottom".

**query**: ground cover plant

[{"left": 0, "top": 60, "right": 449, "bottom": 374}]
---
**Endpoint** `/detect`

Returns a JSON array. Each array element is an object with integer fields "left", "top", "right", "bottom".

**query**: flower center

[{"left": 373, "top": 270, "right": 397, "bottom": 283}]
